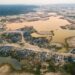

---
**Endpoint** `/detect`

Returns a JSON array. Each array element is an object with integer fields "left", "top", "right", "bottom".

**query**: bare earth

[
  {"left": 45, "top": 72, "right": 62, "bottom": 75},
  {"left": 0, "top": 65, "right": 11, "bottom": 75}
]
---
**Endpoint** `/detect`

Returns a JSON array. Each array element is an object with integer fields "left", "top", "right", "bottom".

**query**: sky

[{"left": 0, "top": 0, "right": 75, "bottom": 5}]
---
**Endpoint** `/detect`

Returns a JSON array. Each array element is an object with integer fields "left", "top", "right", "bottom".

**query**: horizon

[
  {"left": 0, "top": 0, "right": 75, "bottom": 5},
  {"left": 0, "top": 3, "right": 75, "bottom": 6}
]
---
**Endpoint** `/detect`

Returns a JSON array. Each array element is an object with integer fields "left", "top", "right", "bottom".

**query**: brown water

[
  {"left": 6, "top": 14, "right": 75, "bottom": 44},
  {"left": 52, "top": 30, "right": 75, "bottom": 43},
  {"left": 6, "top": 16, "right": 70, "bottom": 31}
]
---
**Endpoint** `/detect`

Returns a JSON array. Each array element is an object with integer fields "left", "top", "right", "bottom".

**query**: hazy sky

[{"left": 0, "top": 0, "right": 75, "bottom": 5}]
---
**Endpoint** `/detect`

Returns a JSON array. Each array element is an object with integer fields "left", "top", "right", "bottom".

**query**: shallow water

[{"left": 0, "top": 57, "right": 21, "bottom": 70}]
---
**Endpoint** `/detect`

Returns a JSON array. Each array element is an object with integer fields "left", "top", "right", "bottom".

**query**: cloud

[{"left": 0, "top": 0, "right": 75, "bottom": 5}]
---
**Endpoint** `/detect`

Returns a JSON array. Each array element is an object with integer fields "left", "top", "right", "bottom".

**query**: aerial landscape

[{"left": 0, "top": 0, "right": 75, "bottom": 75}]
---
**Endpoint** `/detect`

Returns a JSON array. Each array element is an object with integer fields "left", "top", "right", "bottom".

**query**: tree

[
  {"left": 34, "top": 64, "right": 41, "bottom": 75},
  {"left": 63, "top": 62, "right": 75, "bottom": 75}
]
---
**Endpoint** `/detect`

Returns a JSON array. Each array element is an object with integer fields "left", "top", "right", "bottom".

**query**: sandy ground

[
  {"left": 45, "top": 72, "right": 62, "bottom": 75},
  {"left": 0, "top": 65, "right": 11, "bottom": 75},
  {"left": 10, "top": 72, "right": 34, "bottom": 75}
]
